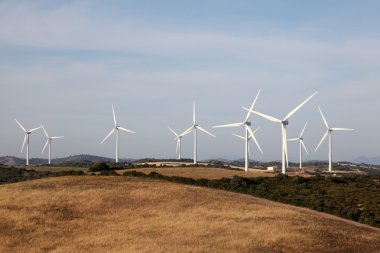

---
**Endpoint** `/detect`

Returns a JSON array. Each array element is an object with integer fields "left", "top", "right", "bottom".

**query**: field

[
  {"left": 31, "top": 166, "right": 88, "bottom": 173},
  {"left": 0, "top": 176, "right": 379, "bottom": 253},
  {"left": 118, "top": 163, "right": 314, "bottom": 180},
  {"left": 119, "top": 167, "right": 277, "bottom": 179}
]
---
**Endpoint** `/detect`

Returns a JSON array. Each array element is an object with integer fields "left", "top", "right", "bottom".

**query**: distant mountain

[
  {"left": 0, "top": 155, "right": 134, "bottom": 166},
  {"left": 0, "top": 156, "right": 25, "bottom": 166},
  {"left": 352, "top": 156, "right": 380, "bottom": 165}
]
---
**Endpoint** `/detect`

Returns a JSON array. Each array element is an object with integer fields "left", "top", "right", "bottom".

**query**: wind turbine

[
  {"left": 288, "top": 122, "right": 309, "bottom": 169},
  {"left": 15, "top": 119, "right": 42, "bottom": 166},
  {"left": 168, "top": 127, "right": 191, "bottom": 160},
  {"left": 100, "top": 105, "right": 135, "bottom": 163},
  {"left": 232, "top": 127, "right": 263, "bottom": 169},
  {"left": 213, "top": 90, "right": 261, "bottom": 172},
  {"left": 181, "top": 101, "right": 215, "bottom": 164},
  {"left": 315, "top": 106, "right": 354, "bottom": 172},
  {"left": 41, "top": 126, "right": 64, "bottom": 165},
  {"left": 249, "top": 91, "right": 318, "bottom": 174}
]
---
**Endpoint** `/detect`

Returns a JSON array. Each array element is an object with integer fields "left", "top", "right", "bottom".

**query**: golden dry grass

[
  {"left": 0, "top": 176, "right": 379, "bottom": 253},
  {"left": 120, "top": 167, "right": 287, "bottom": 179}
]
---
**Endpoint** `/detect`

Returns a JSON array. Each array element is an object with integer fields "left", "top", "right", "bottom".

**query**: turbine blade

[
  {"left": 246, "top": 126, "right": 254, "bottom": 140},
  {"left": 42, "top": 126, "right": 49, "bottom": 138},
  {"left": 41, "top": 140, "right": 49, "bottom": 154},
  {"left": 254, "top": 111, "right": 282, "bottom": 123},
  {"left": 21, "top": 134, "right": 27, "bottom": 153},
  {"left": 29, "top": 126, "right": 42, "bottom": 132},
  {"left": 101, "top": 128, "right": 116, "bottom": 144},
  {"left": 331, "top": 128, "right": 354, "bottom": 131},
  {"left": 213, "top": 122, "right": 244, "bottom": 128},
  {"left": 168, "top": 127, "right": 179, "bottom": 137},
  {"left": 118, "top": 126, "right": 135, "bottom": 134},
  {"left": 288, "top": 138, "right": 299, "bottom": 141},
  {"left": 284, "top": 91, "right": 318, "bottom": 121},
  {"left": 282, "top": 125, "right": 289, "bottom": 167},
  {"left": 244, "top": 89, "right": 261, "bottom": 122},
  {"left": 301, "top": 140, "right": 309, "bottom": 154},
  {"left": 232, "top": 133, "right": 245, "bottom": 140},
  {"left": 179, "top": 126, "right": 194, "bottom": 137},
  {"left": 196, "top": 126, "right": 216, "bottom": 137},
  {"left": 253, "top": 127, "right": 260, "bottom": 135},
  {"left": 51, "top": 136, "right": 64, "bottom": 139},
  {"left": 249, "top": 129, "right": 263, "bottom": 154},
  {"left": 300, "top": 121, "right": 308, "bottom": 137},
  {"left": 112, "top": 104, "right": 117, "bottom": 127},
  {"left": 318, "top": 106, "right": 329, "bottom": 129},
  {"left": 15, "top": 119, "right": 26, "bottom": 132},
  {"left": 315, "top": 130, "right": 329, "bottom": 152}
]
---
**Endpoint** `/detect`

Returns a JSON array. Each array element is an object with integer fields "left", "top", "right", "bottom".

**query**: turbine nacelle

[
  {"left": 282, "top": 120, "right": 289, "bottom": 126},
  {"left": 245, "top": 122, "right": 251, "bottom": 126}
]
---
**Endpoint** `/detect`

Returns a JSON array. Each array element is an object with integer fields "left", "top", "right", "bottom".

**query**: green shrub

[{"left": 89, "top": 162, "right": 110, "bottom": 172}]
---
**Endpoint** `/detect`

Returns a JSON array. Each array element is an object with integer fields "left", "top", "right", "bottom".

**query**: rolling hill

[
  {"left": 352, "top": 156, "right": 380, "bottom": 165},
  {"left": 0, "top": 155, "right": 134, "bottom": 166},
  {"left": 0, "top": 176, "right": 379, "bottom": 253}
]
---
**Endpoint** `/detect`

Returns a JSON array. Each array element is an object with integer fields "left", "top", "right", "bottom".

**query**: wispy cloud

[{"left": 1, "top": 1, "right": 380, "bottom": 67}]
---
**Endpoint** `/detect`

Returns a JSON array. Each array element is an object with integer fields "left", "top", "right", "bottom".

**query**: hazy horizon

[{"left": 1, "top": 1, "right": 379, "bottom": 162}]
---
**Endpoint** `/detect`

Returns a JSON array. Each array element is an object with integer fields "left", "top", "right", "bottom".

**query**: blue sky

[{"left": 1, "top": 0, "right": 379, "bottom": 161}]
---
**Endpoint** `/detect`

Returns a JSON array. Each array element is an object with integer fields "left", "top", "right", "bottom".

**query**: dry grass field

[
  {"left": 120, "top": 166, "right": 310, "bottom": 179},
  {"left": 0, "top": 176, "right": 379, "bottom": 253}
]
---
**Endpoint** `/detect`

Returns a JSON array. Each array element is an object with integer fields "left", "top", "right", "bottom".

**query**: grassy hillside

[{"left": 0, "top": 176, "right": 379, "bottom": 253}]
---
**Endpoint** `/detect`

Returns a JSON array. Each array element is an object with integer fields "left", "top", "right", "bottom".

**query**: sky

[{"left": 1, "top": 0, "right": 380, "bottom": 162}]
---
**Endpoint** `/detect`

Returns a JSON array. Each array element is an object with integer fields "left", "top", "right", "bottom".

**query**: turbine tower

[
  {"left": 168, "top": 127, "right": 191, "bottom": 160},
  {"left": 250, "top": 91, "right": 318, "bottom": 174},
  {"left": 232, "top": 127, "right": 263, "bottom": 170},
  {"left": 315, "top": 106, "right": 354, "bottom": 172},
  {"left": 41, "top": 126, "right": 64, "bottom": 165},
  {"left": 15, "top": 119, "right": 42, "bottom": 166},
  {"left": 181, "top": 101, "right": 215, "bottom": 164},
  {"left": 288, "top": 122, "right": 309, "bottom": 169},
  {"left": 100, "top": 105, "right": 135, "bottom": 163},
  {"left": 213, "top": 90, "right": 261, "bottom": 172}
]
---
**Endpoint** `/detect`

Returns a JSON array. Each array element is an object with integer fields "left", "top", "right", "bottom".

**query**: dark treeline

[
  {"left": 123, "top": 170, "right": 380, "bottom": 228},
  {"left": 0, "top": 166, "right": 84, "bottom": 184}
]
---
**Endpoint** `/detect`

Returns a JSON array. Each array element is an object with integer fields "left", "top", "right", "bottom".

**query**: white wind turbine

[
  {"left": 100, "top": 105, "right": 135, "bottom": 163},
  {"left": 15, "top": 119, "right": 42, "bottom": 166},
  {"left": 213, "top": 90, "right": 261, "bottom": 172},
  {"left": 181, "top": 101, "right": 215, "bottom": 164},
  {"left": 249, "top": 91, "right": 318, "bottom": 174},
  {"left": 288, "top": 122, "right": 309, "bottom": 169},
  {"left": 232, "top": 127, "right": 263, "bottom": 169},
  {"left": 315, "top": 106, "right": 354, "bottom": 172},
  {"left": 41, "top": 126, "right": 64, "bottom": 165},
  {"left": 168, "top": 127, "right": 191, "bottom": 160}
]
